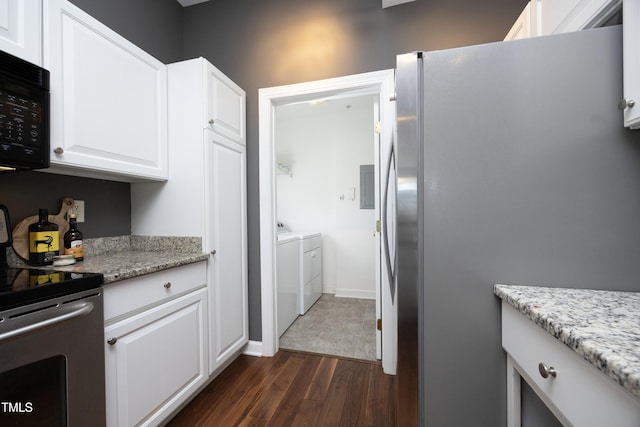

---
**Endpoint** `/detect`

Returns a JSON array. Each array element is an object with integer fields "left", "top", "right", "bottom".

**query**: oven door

[{"left": 0, "top": 288, "right": 105, "bottom": 426}]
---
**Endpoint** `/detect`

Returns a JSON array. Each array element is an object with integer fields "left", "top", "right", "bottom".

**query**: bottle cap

[{"left": 69, "top": 214, "right": 77, "bottom": 219}]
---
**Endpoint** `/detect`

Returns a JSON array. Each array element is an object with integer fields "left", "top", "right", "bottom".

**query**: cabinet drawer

[
  {"left": 302, "top": 236, "right": 321, "bottom": 252},
  {"left": 502, "top": 302, "right": 640, "bottom": 426},
  {"left": 104, "top": 262, "right": 207, "bottom": 322}
]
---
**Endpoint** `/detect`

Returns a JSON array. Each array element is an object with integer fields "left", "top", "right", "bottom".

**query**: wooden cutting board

[{"left": 12, "top": 197, "right": 75, "bottom": 261}]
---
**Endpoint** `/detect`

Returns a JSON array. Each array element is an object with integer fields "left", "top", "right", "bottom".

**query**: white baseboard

[
  {"left": 242, "top": 340, "right": 263, "bottom": 357},
  {"left": 323, "top": 283, "right": 337, "bottom": 294},
  {"left": 335, "top": 288, "right": 376, "bottom": 300}
]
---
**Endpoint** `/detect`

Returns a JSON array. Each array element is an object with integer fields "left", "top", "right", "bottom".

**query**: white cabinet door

[
  {"left": 205, "top": 62, "right": 246, "bottom": 145},
  {"left": 505, "top": 2, "right": 539, "bottom": 41},
  {"left": 104, "top": 288, "right": 208, "bottom": 427},
  {"left": 622, "top": 0, "right": 640, "bottom": 129},
  {"left": 44, "top": 0, "right": 167, "bottom": 181},
  {"left": 0, "top": 0, "right": 41, "bottom": 65},
  {"left": 538, "top": 0, "right": 621, "bottom": 35},
  {"left": 205, "top": 130, "right": 248, "bottom": 373}
]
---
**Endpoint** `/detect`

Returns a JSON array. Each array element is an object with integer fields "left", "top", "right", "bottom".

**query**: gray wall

[
  {"left": 0, "top": 171, "right": 130, "bottom": 238},
  {"left": 182, "top": 0, "right": 528, "bottom": 345}
]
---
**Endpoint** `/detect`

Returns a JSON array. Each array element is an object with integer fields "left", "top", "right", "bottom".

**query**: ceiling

[
  {"left": 176, "top": 0, "right": 209, "bottom": 6},
  {"left": 276, "top": 94, "right": 375, "bottom": 122},
  {"left": 176, "top": 0, "right": 416, "bottom": 8}
]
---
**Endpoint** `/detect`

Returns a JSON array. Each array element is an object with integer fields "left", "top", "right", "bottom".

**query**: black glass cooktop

[{"left": 0, "top": 268, "right": 104, "bottom": 311}]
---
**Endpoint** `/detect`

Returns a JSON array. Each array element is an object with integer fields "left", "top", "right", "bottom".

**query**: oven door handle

[{"left": 0, "top": 301, "right": 94, "bottom": 343}]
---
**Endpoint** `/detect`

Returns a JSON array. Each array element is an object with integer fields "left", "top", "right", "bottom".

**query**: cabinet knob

[
  {"left": 107, "top": 337, "right": 118, "bottom": 345},
  {"left": 54, "top": 147, "right": 64, "bottom": 154},
  {"left": 618, "top": 98, "right": 636, "bottom": 110},
  {"left": 538, "top": 362, "right": 557, "bottom": 379},
  {"left": 211, "top": 250, "right": 217, "bottom": 255},
  {"left": 209, "top": 119, "right": 215, "bottom": 125},
  {"left": 164, "top": 282, "right": 172, "bottom": 289}
]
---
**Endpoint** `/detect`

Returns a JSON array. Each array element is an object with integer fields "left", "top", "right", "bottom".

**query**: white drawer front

[
  {"left": 104, "top": 262, "right": 207, "bottom": 322},
  {"left": 502, "top": 302, "right": 640, "bottom": 426},
  {"left": 302, "top": 235, "right": 321, "bottom": 252}
]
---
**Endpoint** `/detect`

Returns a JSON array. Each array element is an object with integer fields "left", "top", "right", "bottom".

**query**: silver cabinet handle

[
  {"left": 54, "top": 147, "right": 64, "bottom": 154},
  {"left": 538, "top": 362, "right": 557, "bottom": 379},
  {"left": 208, "top": 119, "right": 215, "bottom": 125},
  {"left": 164, "top": 282, "right": 172, "bottom": 289},
  {"left": 618, "top": 99, "right": 636, "bottom": 110},
  {"left": 211, "top": 250, "right": 216, "bottom": 255},
  {"left": 107, "top": 337, "right": 117, "bottom": 345}
]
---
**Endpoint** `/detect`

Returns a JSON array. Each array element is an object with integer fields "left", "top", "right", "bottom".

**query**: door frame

[{"left": 258, "top": 69, "right": 397, "bottom": 374}]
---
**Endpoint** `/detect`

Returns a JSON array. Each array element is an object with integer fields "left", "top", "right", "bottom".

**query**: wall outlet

[{"left": 73, "top": 200, "right": 85, "bottom": 223}]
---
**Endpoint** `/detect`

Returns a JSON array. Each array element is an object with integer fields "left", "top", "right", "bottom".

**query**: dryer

[{"left": 296, "top": 232, "right": 322, "bottom": 314}]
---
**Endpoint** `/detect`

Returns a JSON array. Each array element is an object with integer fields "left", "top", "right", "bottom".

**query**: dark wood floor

[{"left": 166, "top": 350, "right": 397, "bottom": 427}]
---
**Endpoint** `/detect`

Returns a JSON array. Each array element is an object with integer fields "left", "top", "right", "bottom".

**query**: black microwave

[{"left": 0, "top": 50, "right": 49, "bottom": 171}]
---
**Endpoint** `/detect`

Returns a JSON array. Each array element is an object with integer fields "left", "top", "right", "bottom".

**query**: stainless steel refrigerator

[{"left": 394, "top": 25, "right": 640, "bottom": 426}]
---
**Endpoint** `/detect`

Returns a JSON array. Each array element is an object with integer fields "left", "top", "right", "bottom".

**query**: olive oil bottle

[{"left": 28, "top": 209, "right": 60, "bottom": 266}]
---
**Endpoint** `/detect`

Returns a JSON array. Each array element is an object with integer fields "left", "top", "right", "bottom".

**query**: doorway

[
  {"left": 258, "top": 69, "right": 397, "bottom": 375},
  {"left": 275, "top": 94, "right": 378, "bottom": 361}
]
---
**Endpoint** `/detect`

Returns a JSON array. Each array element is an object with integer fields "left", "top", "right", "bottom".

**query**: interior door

[{"left": 373, "top": 98, "right": 382, "bottom": 360}]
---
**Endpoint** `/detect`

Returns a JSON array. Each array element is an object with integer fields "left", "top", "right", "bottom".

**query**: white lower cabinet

[
  {"left": 103, "top": 263, "right": 208, "bottom": 427},
  {"left": 502, "top": 302, "right": 640, "bottom": 426}
]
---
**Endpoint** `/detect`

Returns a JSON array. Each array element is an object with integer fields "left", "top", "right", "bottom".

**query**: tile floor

[{"left": 279, "top": 294, "right": 378, "bottom": 361}]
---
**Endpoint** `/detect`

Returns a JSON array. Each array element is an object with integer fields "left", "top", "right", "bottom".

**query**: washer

[{"left": 276, "top": 233, "right": 299, "bottom": 336}]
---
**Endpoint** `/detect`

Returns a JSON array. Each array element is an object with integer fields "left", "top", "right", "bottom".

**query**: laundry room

[{"left": 273, "top": 92, "right": 379, "bottom": 359}]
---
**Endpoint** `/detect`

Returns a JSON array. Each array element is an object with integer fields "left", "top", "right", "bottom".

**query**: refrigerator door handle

[{"left": 383, "top": 138, "right": 397, "bottom": 303}]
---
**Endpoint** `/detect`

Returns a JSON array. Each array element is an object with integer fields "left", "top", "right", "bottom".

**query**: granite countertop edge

[
  {"left": 494, "top": 284, "right": 640, "bottom": 400},
  {"left": 7, "top": 235, "right": 209, "bottom": 285},
  {"left": 97, "top": 251, "right": 210, "bottom": 284}
]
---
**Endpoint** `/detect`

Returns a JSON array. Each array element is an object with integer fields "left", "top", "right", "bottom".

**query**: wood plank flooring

[{"left": 166, "top": 350, "right": 397, "bottom": 427}]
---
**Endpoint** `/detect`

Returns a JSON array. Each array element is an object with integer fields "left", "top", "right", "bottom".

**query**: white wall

[{"left": 275, "top": 95, "right": 376, "bottom": 299}]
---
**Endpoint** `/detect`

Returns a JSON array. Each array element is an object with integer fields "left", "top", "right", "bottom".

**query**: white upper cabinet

[
  {"left": 43, "top": 0, "right": 168, "bottom": 181},
  {"left": 539, "top": 0, "right": 622, "bottom": 34},
  {"left": 507, "top": 0, "right": 622, "bottom": 39},
  {"left": 0, "top": 0, "right": 42, "bottom": 65},
  {"left": 507, "top": 0, "right": 640, "bottom": 129},
  {"left": 205, "top": 62, "right": 246, "bottom": 144},
  {"left": 621, "top": 0, "right": 640, "bottom": 129},
  {"left": 505, "top": 2, "right": 540, "bottom": 40}
]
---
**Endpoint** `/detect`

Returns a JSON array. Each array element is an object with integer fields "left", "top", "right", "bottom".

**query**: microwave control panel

[
  {"left": 0, "top": 90, "right": 43, "bottom": 147},
  {"left": 0, "top": 73, "right": 48, "bottom": 167}
]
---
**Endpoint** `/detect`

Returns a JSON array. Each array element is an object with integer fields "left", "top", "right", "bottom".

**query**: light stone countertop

[
  {"left": 494, "top": 284, "right": 640, "bottom": 400},
  {"left": 7, "top": 235, "right": 209, "bottom": 284}
]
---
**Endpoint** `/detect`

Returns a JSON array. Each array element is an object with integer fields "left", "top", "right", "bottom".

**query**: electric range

[{"left": 0, "top": 267, "right": 103, "bottom": 311}]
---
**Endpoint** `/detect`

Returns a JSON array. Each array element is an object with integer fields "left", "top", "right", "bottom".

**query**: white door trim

[{"left": 258, "top": 69, "right": 397, "bottom": 374}]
